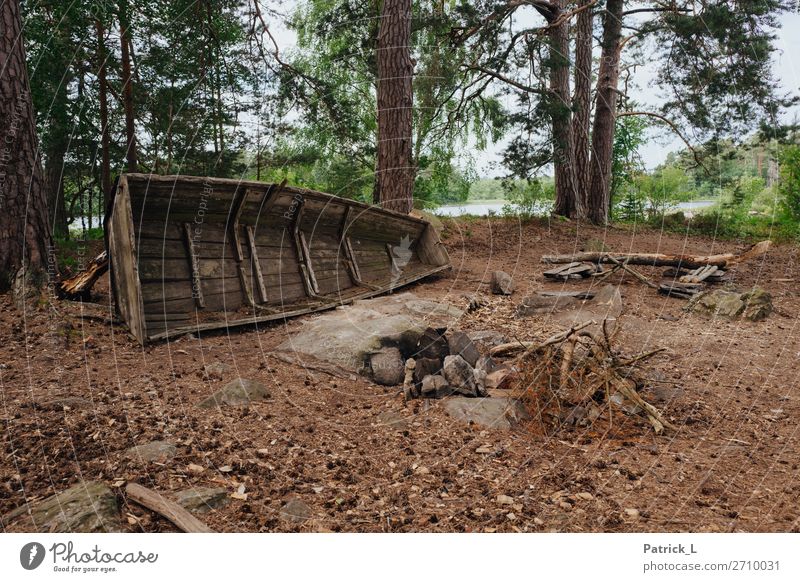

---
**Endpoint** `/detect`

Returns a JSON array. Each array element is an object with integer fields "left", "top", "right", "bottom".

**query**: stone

[
  {"left": 203, "top": 361, "right": 229, "bottom": 380},
  {"left": 467, "top": 330, "right": 507, "bottom": 350},
  {"left": 491, "top": 271, "right": 514, "bottom": 295},
  {"left": 515, "top": 294, "right": 578, "bottom": 317},
  {"left": 376, "top": 410, "right": 410, "bottom": 430},
  {"left": 624, "top": 508, "right": 640, "bottom": 519},
  {"left": 370, "top": 347, "right": 405, "bottom": 386},
  {"left": 279, "top": 497, "right": 313, "bottom": 523},
  {"left": 173, "top": 487, "right": 229, "bottom": 514},
  {"left": 687, "top": 287, "right": 772, "bottom": 321},
  {"left": 496, "top": 495, "right": 514, "bottom": 505},
  {"left": 198, "top": 378, "right": 271, "bottom": 408},
  {"left": 126, "top": 440, "right": 177, "bottom": 463},
  {"left": 413, "top": 357, "right": 443, "bottom": 386},
  {"left": 442, "top": 355, "right": 479, "bottom": 396},
  {"left": 420, "top": 374, "right": 451, "bottom": 398},
  {"left": 416, "top": 327, "right": 449, "bottom": 360},
  {"left": 448, "top": 331, "right": 480, "bottom": 367},
  {"left": 552, "top": 284, "right": 623, "bottom": 333},
  {"left": 2, "top": 481, "right": 123, "bottom": 533},
  {"left": 475, "top": 355, "right": 499, "bottom": 375},
  {"left": 443, "top": 397, "right": 531, "bottom": 430},
  {"left": 484, "top": 367, "right": 516, "bottom": 390},
  {"left": 275, "top": 293, "right": 463, "bottom": 376}
]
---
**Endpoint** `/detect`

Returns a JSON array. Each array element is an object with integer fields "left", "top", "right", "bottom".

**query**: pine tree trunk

[
  {"left": 119, "top": 1, "right": 138, "bottom": 172},
  {"left": 96, "top": 19, "right": 112, "bottom": 206},
  {"left": 571, "top": 0, "right": 593, "bottom": 220},
  {"left": 376, "top": 0, "right": 414, "bottom": 214},
  {"left": 587, "top": 0, "right": 623, "bottom": 225},
  {"left": 0, "top": 0, "right": 54, "bottom": 292},
  {"left": 549, "top": 0, "right": 578, "bottom": 218}
]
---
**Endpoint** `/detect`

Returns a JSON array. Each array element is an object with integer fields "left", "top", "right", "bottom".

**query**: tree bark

[
  {"left": 95, "top": 19, "right": 112, "bottom": 206},
  {"left": 376, "top": 0, "right": 414, "bottom": 214},
  {"left": 0, "top": 0, "right": 54, "bottom": 292},
  {"left": 587, "top": 0, "right": 623, "bottom": 225},
  {"left": 119, "top": 0, "right": 138, "bottom": 172},
  {"left": 571, "top": 0, "right": 593, "bottom": 220},
  {"left": 548, "top": 0, "right": 578, "bottom": 219}
]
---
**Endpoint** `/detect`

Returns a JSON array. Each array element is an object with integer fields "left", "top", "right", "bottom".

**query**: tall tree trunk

[
  {"left": 548, "top": 0, "right": 578, "bottom": 218},
  {"left": 571, "top": 0, "right": 593, "bottom": 220},
  {"left": 119, "top": 0, "right": 138, "bottom": 172},
  {"left": 95, "top": 19, "right": 111, "bottom": 206},
  {"left": 587, "top": 0, "right": 623, "bottom": 225},
  {"left": 0, "top": 0, "right": 54, "bottom": 293},
  {"left": 376, "top": 0, "right": 414, "bottom": 214}
]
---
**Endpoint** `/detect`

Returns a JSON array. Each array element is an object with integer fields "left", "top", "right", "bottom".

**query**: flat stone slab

[
  {"left": 173, "top": 487, "right": 229, "bottom": 514},
  {"left": 126, "top": 440, "right": 177, "bottom": 463},
  {"left": 443, "top": 397, "right": 531, "bottom": 430},
  {"left": 2, "top": 481, "right": 123, "bottom": 533},
  {"left": 687, "top": 287, "right": 772, "bottom": 321},
  {"left": 276, "top": 293, "right": 463, "bottom": 379},
  {"left": 198, "top": 378, "right": 271, "bottom": 408},
  {"left": 517, "top": 284, "right": 623, "bottom": 333}
]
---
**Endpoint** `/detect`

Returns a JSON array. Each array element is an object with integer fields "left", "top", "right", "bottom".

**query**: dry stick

[
  {"left": 125, "top": 483, "right": 214, "bottom": 533},
  {"left": 606, "top": 255, "right": 658, "bottom": 289},
  {"left": 618, "top": 347, "right": 667, "bottom": 367},
  {"left": 490, "top": 320, "right": 596, "bottom": 358}
]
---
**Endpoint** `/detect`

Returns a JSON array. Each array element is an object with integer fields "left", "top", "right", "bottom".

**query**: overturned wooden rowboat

[{"left": 107, "top": 174, "right": 451, "bottom": 343}]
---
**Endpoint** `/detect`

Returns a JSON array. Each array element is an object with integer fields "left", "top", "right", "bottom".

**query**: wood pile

[
  {"left": 543, "top": 262, "right": 603, "bottom": 280},
  {"left": 492, "top": 320, "right": 674, "bottom": 434}
]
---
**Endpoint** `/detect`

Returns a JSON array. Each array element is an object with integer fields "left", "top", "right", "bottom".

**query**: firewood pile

[
  {"left": 492, "top": 320, "right": 675, "bottom": 434},
  {"left": 540, "top": 241, "right": 772, "bottom": 300}
]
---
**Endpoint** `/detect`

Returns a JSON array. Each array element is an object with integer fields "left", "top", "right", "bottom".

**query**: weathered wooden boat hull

[{"left": 108, "top": 174, "right": 450, "bottom": 343}]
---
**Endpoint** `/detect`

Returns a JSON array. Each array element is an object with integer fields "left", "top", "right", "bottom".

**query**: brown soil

[{"left": 1, "top": 218, "right": 799, "bottom": 533}]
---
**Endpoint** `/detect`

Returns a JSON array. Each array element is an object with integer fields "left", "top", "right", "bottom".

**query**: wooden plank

[
  {"left": 299, "top": 231, "right": 320, "bottom": 295},
  {"left": 182, "top": 223, "right": 205, "bottom": 308},
  {"left": 229, "top": 188, "right": 255, "bottom": 307},
  {"left": 246, "top": 225, "right": 269, "bottom": 303},
  {"left": 108, "top": 176, "right": 147, "bottom": 342},
  {"left": 125, "top": 483, "right": 214, "bottom": 533}
]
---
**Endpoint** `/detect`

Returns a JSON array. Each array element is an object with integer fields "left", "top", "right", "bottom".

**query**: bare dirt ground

[{"left": 2, "top": 218, "right": 799, "bottom": 533}]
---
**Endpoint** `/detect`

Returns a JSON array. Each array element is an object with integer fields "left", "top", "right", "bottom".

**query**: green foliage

[
  {"left": 778, "top": 145, "right": 800, "bottom": 221},
  {"left": 501, "top": 178, "right": 551, "bottom": 219}
]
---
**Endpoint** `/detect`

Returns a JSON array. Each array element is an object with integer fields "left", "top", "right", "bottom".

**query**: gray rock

[
  {"left": 448, "top": 331, "right": 480, "bottom": 367},
  {"left": 515, "top": 294, "right": 578, "bottom": 317},
  {"left": 491, "top": 271, "right": 514, "bottom": 295},
  {"left": 198, "top": 378, "right": 271, "bottom": 408},
  {"left": 416, "top": 327, "right": 449, "bottom": 360},
  {"left": 442, "top": 355, "right": 479, "bottom": 396},
  {"left": 413, "top": 357, "right": 442, "bottom": 386},
  {"left": 420, "top": 374, "right": 451, "bottom": 398},
  {"left": 279, "top": 497, "right": 313, "bottom": 523},
  {"left": 687, "top": 287, "right": 772, "bottom": 321},
  {"left": 203, "top": 361, "right": 229, "bottom": 380},
  {"left": 376, "top": 410, "right": 411, "bottom": 429},
  {"left": 275, "top": 293, "right": 463, "bottom": 375},
  {"left": 173, "top": 487, "right": 229, "bottom": 514},
  {"left": 475, "top": 355, "right": 499, "bottom": 375},
  {"left": 126, "top": 440, "right": 177, "bottom": 463},
  {"left": 3, "top": 481, "right": 123, "bottom": 533},
  {"left": 443, "top": 397, "right": 531, "bottom": 430},
  {"left": 370, "top": 347, "right": 405, "bottom": 385},
  {"left": 467, "top": 330, "right": 507, "bottom": 350}
]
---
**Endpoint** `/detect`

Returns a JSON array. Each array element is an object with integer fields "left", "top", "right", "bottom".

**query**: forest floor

[{"left": 2, "top": 217, "right": 799, "bottom": 533}]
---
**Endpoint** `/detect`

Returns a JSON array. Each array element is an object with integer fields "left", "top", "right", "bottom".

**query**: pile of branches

[{"left": 492, "top": 320, "right": 675, "bottom": 434}]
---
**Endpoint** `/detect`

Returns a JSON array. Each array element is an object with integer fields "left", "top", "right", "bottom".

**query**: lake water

[{"left": 434, "top": 199, "right": 716, "bottom": 217}]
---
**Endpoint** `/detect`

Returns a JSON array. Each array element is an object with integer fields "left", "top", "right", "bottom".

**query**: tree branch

[{"left": 617, "top": 111, "right": 709, "bottom": 172}]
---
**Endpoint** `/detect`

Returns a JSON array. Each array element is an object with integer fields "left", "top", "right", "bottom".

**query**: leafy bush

[
  {"left": 778, "top": 145, "right": 800, "bottom": 221},
  {"left": 501, "top": 178, "right": 551, "bottom": 219}
]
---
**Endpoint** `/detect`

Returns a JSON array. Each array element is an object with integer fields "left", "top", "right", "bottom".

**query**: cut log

[
  {"left": 541, "top": 241, "right": 771, "bottom": 270},
  {"left": 125, "top": 482, "right": 214, "bottom": 533},
  {"left": 57, "top": 251, "right": 109, "bottom": 300}
]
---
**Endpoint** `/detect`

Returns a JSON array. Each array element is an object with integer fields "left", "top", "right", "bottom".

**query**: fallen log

[
  {"left": 125, "top": 482, "right": 214, "bottom": 533},
  {"left": 58, "top": 250, "right": 109, "bottom": 300},
  {"left": 541, "top": 240, "right": 771, "bottom": 270}
]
